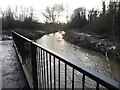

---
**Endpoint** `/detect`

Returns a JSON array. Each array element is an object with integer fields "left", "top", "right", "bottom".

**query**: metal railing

[{"left": 12, "top": 31, "right": 120, "bottom": 90}]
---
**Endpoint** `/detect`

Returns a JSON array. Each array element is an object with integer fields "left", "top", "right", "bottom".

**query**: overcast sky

[{"left": 0, "top": 0, "right": 110, "bottom": 22}]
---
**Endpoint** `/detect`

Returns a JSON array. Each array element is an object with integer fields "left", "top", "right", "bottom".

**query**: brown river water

[{"left": 37, "top": 32, "right": 120, "bottom": 88}]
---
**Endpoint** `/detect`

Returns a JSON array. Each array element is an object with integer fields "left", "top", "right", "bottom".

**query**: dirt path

[{"left": 0, "top": 40, "right": 29, "bottom": 89}]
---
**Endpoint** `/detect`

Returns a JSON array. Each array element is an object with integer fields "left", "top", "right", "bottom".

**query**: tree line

[
  {"left": 0, "top": 1, "right": 120, "bottom": 41},
  {"left": 67, "top": 1, "right": 120, "bottom": 41},
  {"left": 1, "top": 6, "right": 42, "bottom": 30}
]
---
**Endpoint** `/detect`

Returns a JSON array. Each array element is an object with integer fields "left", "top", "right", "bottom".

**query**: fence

[{"left": 12, "top": 31, "right": 120, "bottom": 90}]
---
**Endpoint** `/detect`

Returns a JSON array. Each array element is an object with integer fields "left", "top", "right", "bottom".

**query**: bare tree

[
  {"left": 42, "top": 4, "right": 64, "bottom": 23},
  {"left": 88, "top": 8, "right": 99, "bottom": 21}
]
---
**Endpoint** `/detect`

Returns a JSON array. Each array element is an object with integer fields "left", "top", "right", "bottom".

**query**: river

[{"left": 37, "top": 32, "right": 120, "bottom": 83}]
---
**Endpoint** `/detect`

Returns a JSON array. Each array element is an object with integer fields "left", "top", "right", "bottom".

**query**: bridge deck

[{"left": 0, "top": 40, "right": 29, "bottom": 89}]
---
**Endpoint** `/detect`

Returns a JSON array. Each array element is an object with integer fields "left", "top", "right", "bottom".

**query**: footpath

[{"left": 0, "top": 40, "right": 29, "bottom": 89}]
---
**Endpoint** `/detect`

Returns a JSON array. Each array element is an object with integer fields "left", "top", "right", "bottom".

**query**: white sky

[{"left": 0, "top": 0, "right": 110, "bottom": 22}]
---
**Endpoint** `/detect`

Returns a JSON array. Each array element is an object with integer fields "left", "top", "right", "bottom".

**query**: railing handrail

[{"left": 12, "top": 31, "right": 120, "bottom": 89}]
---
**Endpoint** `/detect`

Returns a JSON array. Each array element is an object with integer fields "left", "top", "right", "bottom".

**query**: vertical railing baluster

[
  {"left": 72, "top": 68, "right": 74, "bottom": 90},
  {"left": 39, "top": 48, "right": 42, "bottom": 88},
  {"left": 49, "top": 54, "right": 52, "bottom": 89},
  {"left": 65, "top": 64, "right": 67, "bottom": 90},
  {"left": 46, "top": 52, "right": 49, "bottom": 89},
  {"left": 21, "top": 39, "right": 25, "bottom": 64},
  {"left": 43, "top": 51, "right": 46, "bottom": 89},
  {"left": 96, "top": 83, "right": 99, "bottom": 90},
  {"left": 37, "top": 48, "right": 40, "bottom": 88},
  {"left": 58, "top": 59, "right": 60, "bottom": 90},
  {"left": 82, "top": 74, "right": 85, "bottom": 90},
  {"left": 31, "top": 42, "right": 38, "bottom": 90},
  {"left": 54, "top": 56, "right": 56, "bottom": 89},
  {"left": 39, "top": 48, "right": 42, "bottom": 89},
  {"left": 19, "top": 37, "right": 22, "bottom": 58},
  {"left": 41, "top": 49, "right": 44, "bottom": 89}
]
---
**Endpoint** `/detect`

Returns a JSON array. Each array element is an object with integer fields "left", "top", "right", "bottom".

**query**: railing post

[{"left": 31, "top": 42, "right": 38, "bottom": 90}]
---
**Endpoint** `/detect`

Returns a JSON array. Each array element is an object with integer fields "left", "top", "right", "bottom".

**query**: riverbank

[
  {"left": 13, "top": 29, "right": 45, "bottom": 40},
  {"left": 1, "top": 29, "right": 45, "bottom": 40},
  {"left": 63, "top": 31, "right": 120, "bottom": 63}
]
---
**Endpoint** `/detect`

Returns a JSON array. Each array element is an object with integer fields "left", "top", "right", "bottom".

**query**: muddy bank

[
  {"left": 1, "top": 29, "right": 45, "bottom": 40},
  {"left": 13, "top": 29, "right": 45, "bottom": 40},
  {"left": 63, "top": 31, "right": 120, "bottom": 63}
]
